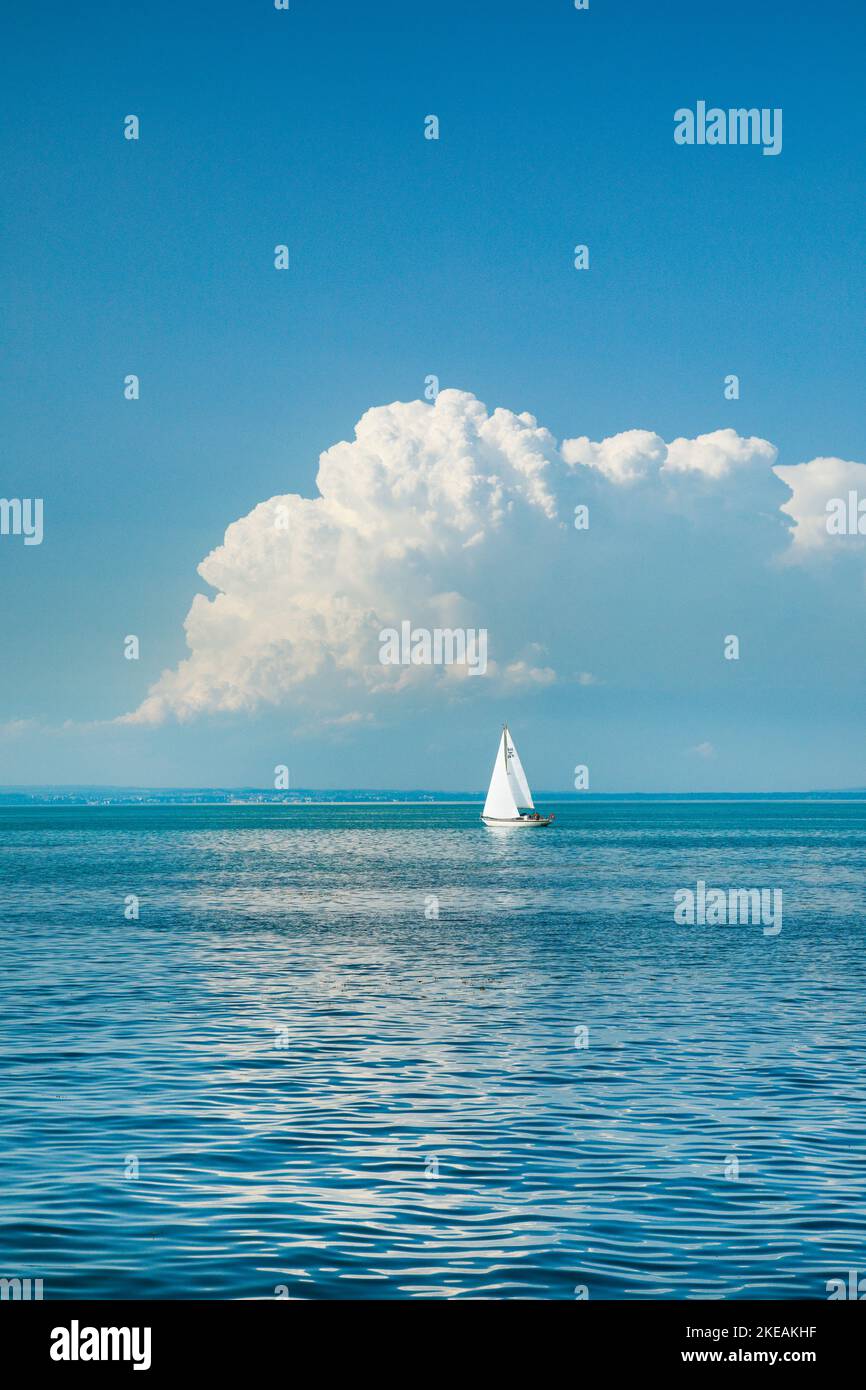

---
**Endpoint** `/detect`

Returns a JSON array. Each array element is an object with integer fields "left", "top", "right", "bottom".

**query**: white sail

[
  {"left": 505, "top": 731, "right": 535, "bottom": 810},
  {"left": 482, "top": 723, "right": 552, "bottom": 828},
  {"left": 482, "top": 729, "right": 519, "bottom": 819}
]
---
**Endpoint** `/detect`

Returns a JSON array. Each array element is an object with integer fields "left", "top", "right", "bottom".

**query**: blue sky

[{"left": 1, "top": 0, "right": 864, "bottom": 791}]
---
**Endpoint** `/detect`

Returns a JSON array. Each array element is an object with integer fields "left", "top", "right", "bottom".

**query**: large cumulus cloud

[
  {"left": 120, "top": 390, "right": 836, "bottom": 726},
  {"left": 122, "top": 392, "right": 562, "bottom": 724}
]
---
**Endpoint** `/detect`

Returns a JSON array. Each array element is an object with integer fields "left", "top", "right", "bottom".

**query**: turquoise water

[{"left": 1, "top": 800, "right": 865, "bottom": 1300}]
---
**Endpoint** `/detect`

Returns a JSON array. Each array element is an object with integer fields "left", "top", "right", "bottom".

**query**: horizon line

[{"left": 3, "top": 785, "right": 866, "bottom": 800}]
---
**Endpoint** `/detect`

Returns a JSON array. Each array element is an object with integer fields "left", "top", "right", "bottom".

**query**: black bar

[{"left": 1, "top": 1299, "right": 862, "bottom": 1376}]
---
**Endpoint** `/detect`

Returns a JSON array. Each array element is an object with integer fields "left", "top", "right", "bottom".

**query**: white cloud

[
  {"left": 119, "top": 392, "right": 796, "bottom": 727},
  {"left": 503, "top": 661, "right": 557, "bottom": 687},
  {"left": 122, "top": 391, "right": 562, "bottom": 725},
  {"left": 561, "top": 425, "right": 776, "bottom": 485},
  {"left": 690, "top": 741, "right": 717, "bottom": 760},
  {"left": 773, "top": 456, "right": 866, "bottom": 556},
  {"left": 322, "top": 711, "right": 374, "bottom": 727},
  {"left": 663, "top": 428, "right": 777, "bottom": 479},
  {"left": 0, "top": 718, "right": 37, "bottom": 740},
  {"left": 561, "top": 429, "right": 666, "bottom": 484}
]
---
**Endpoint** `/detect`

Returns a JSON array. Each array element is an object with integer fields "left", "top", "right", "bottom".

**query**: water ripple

[{"left": 1, "top": 802, "right": 865, "bottom": 1298}]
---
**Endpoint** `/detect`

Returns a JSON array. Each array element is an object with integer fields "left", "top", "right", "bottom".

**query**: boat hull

[{"left": 481, "top": 814, "right": 554, "bottom": 828}]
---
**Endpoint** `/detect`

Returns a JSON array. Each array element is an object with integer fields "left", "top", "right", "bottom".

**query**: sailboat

[{"left": 481, "top": 724, "right": 554, "bottom": 827}]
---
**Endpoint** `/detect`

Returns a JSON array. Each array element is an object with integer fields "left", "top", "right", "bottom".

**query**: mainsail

[
  {"left": 482, "top": 725, "right": 534, "bottom": 819},
  {"left": 482, "top": 729, "right": 519, "bottom": 819}
]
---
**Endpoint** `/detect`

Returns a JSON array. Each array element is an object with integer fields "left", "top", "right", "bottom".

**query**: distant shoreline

[{"left": 2, "top": 790, "right": 866, "bottom": 808}]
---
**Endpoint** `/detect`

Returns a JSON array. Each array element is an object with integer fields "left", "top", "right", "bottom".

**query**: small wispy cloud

[
  {"left": 0, "top": 718, "right": 38, "bottom": 740},
  {"left": 503, "top": 660, "right": 556, "bottom": 687},
  {"left": 321, "top": 711, "right": 374, "bottom": 728}
]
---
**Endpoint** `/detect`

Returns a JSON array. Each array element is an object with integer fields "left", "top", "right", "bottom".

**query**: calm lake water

[{"left": 1, "top": 800, "right": 865, "bottom": 1300}]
